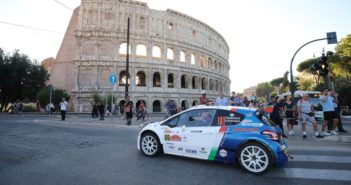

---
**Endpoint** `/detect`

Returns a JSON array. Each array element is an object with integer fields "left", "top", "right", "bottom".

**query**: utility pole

[{"left": 125, "top": 17, "right": 130, "bottom": 99}]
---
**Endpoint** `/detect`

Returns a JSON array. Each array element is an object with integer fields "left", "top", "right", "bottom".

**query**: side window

[
  {"left": 213, "top": 110, "right": 245, "bottom": 126},
  {"left": 162, "top": 116, "right": 180, "bottom": 128},
  {"left": 178, "top": 109, "right": 216, "bottom": 127}
]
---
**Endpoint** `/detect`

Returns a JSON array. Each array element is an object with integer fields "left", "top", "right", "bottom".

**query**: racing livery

[{"left": 137, "top": 106, "right": 289, "bottom": 175}]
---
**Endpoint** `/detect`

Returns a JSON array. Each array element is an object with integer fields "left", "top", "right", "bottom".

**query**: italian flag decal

[{"left": 208, "top": 126, "right": 227, "bottom": 160}]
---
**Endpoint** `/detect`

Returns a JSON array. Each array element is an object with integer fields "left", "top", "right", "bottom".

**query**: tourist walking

[
  {"left": 320, "top": 89, "right": 339, "bottom": 135},
  {"left": 59, "top": 98, "right": 68, "bottom": 121},
  {"left": 124, "top": 96, "right": 133, "bottom": 125},
  {"left": 215, "top": 92, "right": 228, "bottom": 106}
]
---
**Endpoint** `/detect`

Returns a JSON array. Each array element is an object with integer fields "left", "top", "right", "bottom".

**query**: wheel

[
  {"left": 238, "top": 142, "right": 273, "bottom": 175},
  {"left": 140, "top": 133, "right": 161, "bottom": 157}
]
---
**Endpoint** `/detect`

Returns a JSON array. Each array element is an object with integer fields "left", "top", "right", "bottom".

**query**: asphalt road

[{"left": 1, "top": 114, "right": 351, "bottom": 185}]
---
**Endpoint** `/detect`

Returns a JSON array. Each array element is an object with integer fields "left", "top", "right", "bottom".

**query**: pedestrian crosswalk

[{"left": 267, "top": 142, "right": 351, "bottom": 182}]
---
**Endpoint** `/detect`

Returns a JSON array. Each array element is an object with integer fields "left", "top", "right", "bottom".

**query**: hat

[{"left": 202, "top": 91, "right": 207, "bottom": 94}]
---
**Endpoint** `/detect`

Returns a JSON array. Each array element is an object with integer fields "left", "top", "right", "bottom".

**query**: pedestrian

[
  {"left": 164, "top": 99, "right": 178, "bottom": 116},
  {"left": 98, "top": 102, "right": 105, "bottom": 120},
  {"left": 320, "top": 89, "right": 339, "bottom": 135},
  {"left": 333, "top": 91, "right": 347, "bottom": 133},
  {"left": 200, "top": 91, "right": 209, "bottom": 105},
  {"left": 230, "top": 91, "right": 236, "bottom": 106},
  {"left": 215, "top": 92, "right": 228, "bottom": 106},
  {"left": 59, "top": 98, "right": 68, "bottom": 121},
  {"left": 284, "top": 95, "right": 297, "bottom": 136},
  {"left": 296, "top": 93, "right": 323, "bottom": 138},
  {"left": 136, "top": 101, "right": 146, "bottom": 121},
  {"left": 18, "top": 101, "right": 23, "bottom": 113},
  {"left": 269, "top": 96, "right": 287, "bottom": 138},
  {"left": 36, "top": 100, "right": 40, "bottom": 112},
  {"left": 233, "top": 94, "right": 243, "bottom": 106},
  {"left": 91, "top": 103, "right": 98, "bottom": 119},
  {"left": 124, "top": 96, "right": 133, "bottom": 125}
]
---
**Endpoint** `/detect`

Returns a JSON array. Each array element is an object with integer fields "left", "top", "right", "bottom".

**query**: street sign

[
  {"left": 326, "top": 32, "right": 337, "bottom": 44},
  {"left": 109, "top": 74, "right": 117, "bottom": 84}
]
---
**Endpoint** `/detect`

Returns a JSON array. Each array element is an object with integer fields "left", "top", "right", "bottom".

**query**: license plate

[{"left": 280, "top": 144, "right": 288, "bottom": 154}]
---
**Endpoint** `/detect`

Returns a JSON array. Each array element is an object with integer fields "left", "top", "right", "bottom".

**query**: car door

[{"left": 176, "top": 109, "right": 218, "bottom": 159}]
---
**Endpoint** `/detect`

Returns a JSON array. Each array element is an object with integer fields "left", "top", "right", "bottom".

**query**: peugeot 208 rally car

[{"left": 137, "top": 106, "right": 289, "bottom": 175}]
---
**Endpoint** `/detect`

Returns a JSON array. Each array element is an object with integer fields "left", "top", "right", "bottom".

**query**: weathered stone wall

[{"left": 46, "top": 0, "right": 231, "bottom": 112}]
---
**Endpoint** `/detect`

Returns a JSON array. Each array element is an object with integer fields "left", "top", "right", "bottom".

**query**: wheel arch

[{"left": 236, "top": 139, "right": 276, "bottom": 166}]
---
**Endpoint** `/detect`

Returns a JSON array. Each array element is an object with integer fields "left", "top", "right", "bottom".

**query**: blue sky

[{"left": 0, "top": 0, "right": 350, "bottom": 93}]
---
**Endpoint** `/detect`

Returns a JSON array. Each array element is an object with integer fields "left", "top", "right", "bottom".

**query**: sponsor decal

[
  {"left": 241, "top": 122, "right": 263, "bottom": 127},
  {"left": 199, "top": 147, "right": 208, "bottom": 154},
  {"left": 185, "top": 149, "right": 198, "bottom": 154},
  {"left": 164, "top": 129, "right": 171, "bottom": 133},
  {"left": 164, "top": 134, "right": 182, "bottom": 141},
  {"left": 233, "top": 128, "right": 259, "bottom": 132},
  {"left": 169, "top": 146, "right": 175, "bottom": 149},
  {"left": 217, "top": 116, "right": 241, "bottom": 126},
  {"left": 178, "top": 147, "right": 183, "bottom": 151},
  {"left": 190, "top": 130, "right": 203, "bottom": 133},
  {"left": 219, "top": 149, "right": 227, "bottom": 157},
  {"left": 165, "top": 142, "right": 174, "bottom": 145}
]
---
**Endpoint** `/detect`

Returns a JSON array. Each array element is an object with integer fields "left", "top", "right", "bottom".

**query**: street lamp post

[
  {"left": 48, "top": 84, "right": 53, "bottom": 116},
  {"left": 289, "top": 32, "right": 337, "bottom": 102}
]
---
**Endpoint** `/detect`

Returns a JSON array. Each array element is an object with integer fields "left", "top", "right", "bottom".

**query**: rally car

[{"left": 137, "top": 106, "right": 289, "bottom": 175}]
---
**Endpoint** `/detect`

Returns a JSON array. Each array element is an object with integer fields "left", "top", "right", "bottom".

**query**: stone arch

[
  {"left": 136, "top": 44, "right": 147, "bottom": 57},
  {"left": 201, "top": 77, "right": 208, "bottom": 90},
  {"left": 214, "top": 60, "right": 218, "bottom": 70},
  {"left": 167, "top": 48, "right": 174, "bottom": 60},
  {"left": 181, "top": 100, "right": 189, "bottom": 110},
  {"left": 168, "top": 73, "right": 175, "bottom": 88},
  {"left": 152, "top": 45, "right": 161, "bottom": 58},
  {"left": 180, "top": 50, "right": 186, "bottom": 63},
  {"left": 119, "top": 42, "right": 130, "bottom": 55},
  {"left": 215, "top": 80, "right": 219, "bottom": 91},
  {"left": 209, "top": 79, "right": 214, "bottom": 90},
  {"left": 200, "top": 55, "right": 206, "bottom": 68},
  {"left": 192, "top": 76, "right": 197, "bottom": 89},
  {"left": 181, "top": 74, "right": 188, "bottom": 88},
  {"left": 119, "top": 70, "right": 127, "bottom": 86},
  {"left": 118, "top": 100, "right": 126, "bottom": 114},
  {"left": 192, "top": 100, "right": 198, "bottom": 106},
  {"left": 208, "top": 57, "right": 213, "bottom": 69},
  {"left": 153, "top": 72, "right": 161, "bottom": 87},
  {"left": 136, "top": 71, "right": 146, "bottom": 86},
  {"left": 191, "top": 53, "right": 196, "bottom": 65},
  {"left": 152, "top": 100, "right": 161, "bottom": 112}
]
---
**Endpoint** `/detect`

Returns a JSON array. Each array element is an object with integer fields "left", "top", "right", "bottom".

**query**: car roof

[{"left": 188, "top": 105, "right": 257, "bottom": 112}]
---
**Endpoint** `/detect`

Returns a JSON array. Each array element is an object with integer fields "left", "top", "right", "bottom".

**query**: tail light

[{"left": 262, "top": 130, "right": 281, "bottom": 142}]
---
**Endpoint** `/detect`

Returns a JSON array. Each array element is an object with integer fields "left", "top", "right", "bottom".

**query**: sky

[{"left": 1, "top": 0, "right": 350, "bottom": 93}]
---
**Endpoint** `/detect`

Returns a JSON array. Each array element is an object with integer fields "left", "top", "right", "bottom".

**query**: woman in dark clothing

[{"left": 269, "top": 96, "right": 287, "bottom": 138}]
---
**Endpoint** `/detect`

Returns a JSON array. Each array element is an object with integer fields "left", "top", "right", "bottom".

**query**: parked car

[{"left": 137, "top": 106, "right": 289, "bottom": 175}]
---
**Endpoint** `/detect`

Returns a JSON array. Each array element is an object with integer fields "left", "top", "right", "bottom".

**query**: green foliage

[
  {"left": 0, "top": 48, "right": 49, "bottom": 111},
  {"left": 256, "top": 82, "right": 274, "bottom": 99},
  {"left": 37, "top": 87, "right": 70, "bottom": 110},
  {"left": 333, "top": 77, "right": 351, "bottom": 107}
]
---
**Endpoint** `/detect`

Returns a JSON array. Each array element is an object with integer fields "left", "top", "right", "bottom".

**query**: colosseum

[{"left": 43, "top": 0, "right": 230, "bottom": 113}]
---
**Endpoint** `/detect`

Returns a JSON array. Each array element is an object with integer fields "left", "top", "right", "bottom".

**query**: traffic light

[{"left": 310, "top": 52, "right": 332, "bottom": 76}]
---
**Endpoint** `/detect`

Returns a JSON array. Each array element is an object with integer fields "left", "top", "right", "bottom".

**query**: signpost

[{"left": 109, "top": 74, "right": 117, "bottom": 123}]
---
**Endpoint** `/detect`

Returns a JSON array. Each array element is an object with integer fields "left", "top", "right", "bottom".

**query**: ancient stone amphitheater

[{"left": 43, "top": 0, "right": 230, "bottom": 113}]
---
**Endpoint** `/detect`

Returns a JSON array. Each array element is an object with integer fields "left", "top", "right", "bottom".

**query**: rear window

[
  {"left": 255, "top": 109, "right": 276, "bottom": 126},
  {"left": 213, "top": 110, "right": 245, "bottom": 126}
]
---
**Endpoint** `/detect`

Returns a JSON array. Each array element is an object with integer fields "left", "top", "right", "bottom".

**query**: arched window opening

[
  {"left": 180, "top": 51, "right": 186, "bottom": 63},
  {"left": 119, "top": 43, "right": 130, "bottom": 55},
  {"left": 192, "top": 76, "right": 197, "bottom": 89},
  {"left": 118, "top": 100, "right": 126, "bottom": 114},
  {"left": 200, "top": 55, "right": 206, "bottom": 67},
  {"left": 153, "top": 100, "right": 161, "bottom": 112},
  {"left": 152, "top": 46, "right": 161, "bottom": 58},
  {"left": 181, "top": 100, "right": 189, "bottom": 110},
  {"left": 201, "top": 77, "right": 207, "bottom": 90},
  {"left": 181, "top": 75, "right": 188, "bottom": 88},
  {"left": 153, "top": 72, "right": 161, "bottom": 87},
  {"left": 167, "top": 48, "right": 174, "bottom": 60},
  {"left": 136, "top": 44, "right": 147, "bottom": 56},
  {"left": 168, "top": 73, "right": 174, "bottom": 88},
  {"left": 209, "top": 79, "right": 214, "bottom": 90},
  {"left": 136, "top": 71, "right": 146, "bottom": 86},
  {"left": 119, "top": 71, "right": 128, "bottom": 86},
  {"left": 191, "top": 53, "right": 196, "bottom": 65},
  {"left": 192, "top": 100, "right": 198, "bottom": 106}
]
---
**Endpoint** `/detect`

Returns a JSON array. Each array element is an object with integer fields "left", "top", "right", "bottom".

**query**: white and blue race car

[{"left": 137, "top": 106, "right": 289, "bottom": 175}]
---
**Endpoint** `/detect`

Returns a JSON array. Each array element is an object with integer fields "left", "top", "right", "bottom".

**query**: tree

[
  {"left": 256, "top": 82, "right": 274, "bottom": 100},
  {"left": 0, "top": 49, "right": 49, "bottom": 112},
  {"left": 37, "top": 87, "right": 70, "bottom": 111},
  {"left": 270, "top": 77, "right": 284, "bottom": 94},
  {"left": 333, "top": 34, "right": 351, "bottom": 79}
]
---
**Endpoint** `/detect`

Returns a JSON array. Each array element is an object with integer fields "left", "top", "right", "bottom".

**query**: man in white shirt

[
  {"left": 215, "top": 92, "right": 228, "bottom": 106},
  {"left": 59, "top": 98, "right": 68, "bottom": 121}
]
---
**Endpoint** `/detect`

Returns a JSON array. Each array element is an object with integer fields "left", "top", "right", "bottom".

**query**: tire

[
  {"left": 238, "top": 142, "right": 273, "bottom": 175},
  {"left": 140, "top": 133, "right": 161, "bottom": 157}
]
